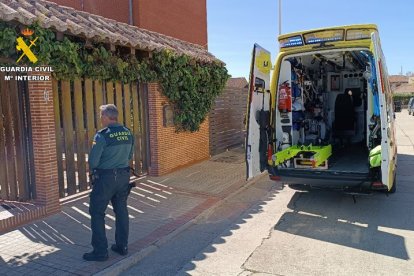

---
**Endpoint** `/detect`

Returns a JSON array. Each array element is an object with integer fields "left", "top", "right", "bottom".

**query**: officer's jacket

[{"left": 89, "top": 123, "right": 134, "bottom": 170}]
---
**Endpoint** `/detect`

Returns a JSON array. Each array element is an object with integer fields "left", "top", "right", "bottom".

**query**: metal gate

[
  {"left": 0, "top": 72, "right": 35, "bottom": 201},
  {"left": 53, "top": 79, "right": 149, "bottom": 198}
]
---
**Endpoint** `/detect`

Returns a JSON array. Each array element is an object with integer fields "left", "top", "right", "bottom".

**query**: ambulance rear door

[
  {"left": 246, "top": 44, "right": 272, "bottom": 180},
  {"left": 370, "top": 32, "right": 396, "bottom": 190}
]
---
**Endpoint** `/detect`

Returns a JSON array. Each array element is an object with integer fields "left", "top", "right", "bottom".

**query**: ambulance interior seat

[{"left": 332, "top": 89, "right": 356, "bottom": 142}]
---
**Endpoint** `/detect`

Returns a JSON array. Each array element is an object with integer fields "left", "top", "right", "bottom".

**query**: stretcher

[{"left": 273, "top": 144, "right": 332, "bottom": 168}]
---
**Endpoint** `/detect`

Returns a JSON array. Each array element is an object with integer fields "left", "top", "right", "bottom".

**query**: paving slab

[{"left": 0, "top": 147, "right": 250, "bottom": 275}]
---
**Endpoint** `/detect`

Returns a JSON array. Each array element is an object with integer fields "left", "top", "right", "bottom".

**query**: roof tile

[
  {"left": 0, "top": 0, "right": 220, "bottom": 63},
  {"left": 226, "top": 77, "right": 248, "bottom": 89},
  {"left": 389, "top": 75, "right": 409, "bottom": 83},
  {"left": 393, "top": 83, "right": 414, "bottom": 94}
]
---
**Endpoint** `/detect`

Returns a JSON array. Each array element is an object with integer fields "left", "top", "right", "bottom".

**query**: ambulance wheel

[{"left": 388, "top": 175, "right": 397, "bottom": 194}]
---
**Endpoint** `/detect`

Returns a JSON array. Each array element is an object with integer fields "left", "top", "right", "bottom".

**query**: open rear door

[
  {"left": 246, "top": 44, "right": 272, "bottom": 180},
  {"left": 370, "top": 32, "right": 396, "bottom": 190}
]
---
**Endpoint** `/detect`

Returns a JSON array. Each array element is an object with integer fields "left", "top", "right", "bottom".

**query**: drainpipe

[{"left": 129, "top": 0, "right": 134, "bottom": 25}]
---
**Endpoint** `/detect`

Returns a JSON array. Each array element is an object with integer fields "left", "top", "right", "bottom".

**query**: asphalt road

[{"left": 123, "top": 111, "right": 414, "bottom": 276}]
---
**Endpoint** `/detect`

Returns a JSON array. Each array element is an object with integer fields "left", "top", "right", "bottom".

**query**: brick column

[
  {"left": 147, "top": 82, "right": 210, "bottom": 176},
  {"left": 147, "top": 83, "right": 161, "bottom": 176},
  {"left": 28, "top": 71, "right": 60, "bottom": 214}
]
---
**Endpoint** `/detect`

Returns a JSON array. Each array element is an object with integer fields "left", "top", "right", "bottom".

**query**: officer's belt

[{"left": 95, "top": 167, "right": 130, "bottom": 175}]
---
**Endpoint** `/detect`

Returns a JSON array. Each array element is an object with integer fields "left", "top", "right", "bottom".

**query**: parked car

[
  {"left": 407, "top": 97, "right": 414, "bottom": 115},
  {"left": 409, "top": 97, "right": 414, "bottom": 115},
  {"left": 394, "top": 100, "right": 402, "bottom": 112},
  {"left": 409, "top": 99, "right": 414, "bottom": 116}
]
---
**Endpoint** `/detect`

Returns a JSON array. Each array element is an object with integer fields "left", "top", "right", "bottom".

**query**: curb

[
  {"left": 95, "top": 173, "right": 268, "bottom": 276},
  {"left": 94, "top": 245, "right": 158, "bottom": 276}
]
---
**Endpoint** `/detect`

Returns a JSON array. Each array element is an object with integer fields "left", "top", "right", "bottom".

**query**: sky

[{"left": 207, "top": 0, "right": 414, "bottom": 79}]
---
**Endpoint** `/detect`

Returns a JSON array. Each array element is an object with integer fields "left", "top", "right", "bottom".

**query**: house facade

[
  {"left": 50, "top": 0, "right": 208, "bottom": 47},
  {"left": 389, "top": 75, "right": 409, "bottom": 91},
  {"left": 0, "top": 0, "right": 219, "bottom": 232},
  {"left": 42, "top": 0, "right": 212, "bottom": 177},
  {"left": 390, "top": 75, "right": 414, "bottom": 96}
]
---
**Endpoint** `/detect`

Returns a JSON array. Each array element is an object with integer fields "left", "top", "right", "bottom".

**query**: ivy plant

[
  {"left": 151, "top": 51, "right": 229, "bottom": 131},
  {"left": 0, "top": 22, "right": 18, "bottom": 58},
  {"left": 0, "top": 22, "right": 229, "bottom": 132}
]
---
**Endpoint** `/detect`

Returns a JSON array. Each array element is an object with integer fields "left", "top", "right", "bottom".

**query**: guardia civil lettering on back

[{"left": 84, "top": 104, "right": 134, "bottom": 262}]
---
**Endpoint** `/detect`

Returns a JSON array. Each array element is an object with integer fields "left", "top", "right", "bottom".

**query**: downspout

[{"left": 129, "top": 0, "right": 134, "bottom": 25}]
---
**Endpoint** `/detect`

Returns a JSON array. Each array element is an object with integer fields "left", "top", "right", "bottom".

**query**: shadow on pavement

[
  {"left": 179, "top": 152, "right": 413, "bottom": 275},
  {"left": 172, "top": 177, "right": 284, "bottom": 276},
  {"left": 0, "top": 147, "right": 252, "bottom": 275},
  {"left": 126, "top": 112, "right": 414, "bottom": 275},
  {"left": 274, "top": 153, "right": 414, "bottom": 260},
  {"left": 0, "top": 175, "right": 202, "bottom": 275}
]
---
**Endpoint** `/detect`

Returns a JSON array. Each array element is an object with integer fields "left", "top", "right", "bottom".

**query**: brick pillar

[
  {"left": 147, "top": 83, "right": 160, "bottom": 176},
  {"left": 147, "top": 82, "right": 210, "bottom": 176},
  {"left": 28, "top": 71, "right": 60, "bottom": 214}
]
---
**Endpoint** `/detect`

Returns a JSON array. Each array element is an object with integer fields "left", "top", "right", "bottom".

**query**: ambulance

[{"left": 246, "top": 24, "right": 398, "bottom": 193}]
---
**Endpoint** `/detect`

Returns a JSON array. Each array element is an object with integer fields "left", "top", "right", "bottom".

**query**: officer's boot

[
  {"left": 111, "top": 244, "right": 128, "bottom": 256},
  {"left": 83, "top": 250, "right": 109, "bottom": 262}
]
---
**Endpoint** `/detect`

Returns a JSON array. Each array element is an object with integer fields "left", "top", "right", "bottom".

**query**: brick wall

[
  {"left": 51, "top": 0, "right": 130, "bottom": 24},
  {"left": 135, "top": 0, "right": 207, "bottom": 47},
  {"left": 49, "top": 0, "right": 207, "bottom": 47},
  {"left": 28, "top": 71, "right": 60, "bottom": 214},
  {"left": 147, "top": 83, "right": 210, "bottom": 176},
  {"left": 50, "top": 0, "right": 82, "bottom": 10}
]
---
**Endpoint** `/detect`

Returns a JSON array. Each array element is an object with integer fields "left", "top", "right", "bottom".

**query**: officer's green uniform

[{"left": 88, "top": 122, "right": 134, "bottom": 256}]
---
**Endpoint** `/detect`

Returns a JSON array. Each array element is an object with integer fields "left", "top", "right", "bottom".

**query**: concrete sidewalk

[{"left": 0, "top": 147, "right": 251, "bottom": 275}]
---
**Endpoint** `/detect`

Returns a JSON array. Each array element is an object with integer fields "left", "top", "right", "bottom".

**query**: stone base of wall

[{"left": 0, "top": 200, "right": 59, "bottom": 234}]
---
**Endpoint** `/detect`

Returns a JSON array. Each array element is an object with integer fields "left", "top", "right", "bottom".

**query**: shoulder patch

[
  {"left": 98, "top": 127, "right": 109, "bottom": 134},
  {"left": 123, "top": 126, "right": 132, "bottom": 134}
]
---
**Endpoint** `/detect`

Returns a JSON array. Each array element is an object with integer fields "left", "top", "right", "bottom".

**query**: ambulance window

[
  {"left": 255, "top": 77, "right": 265, "bottom": 92},
  {"left": 303, "top": 29, "right": 344, "bottom": 44}
]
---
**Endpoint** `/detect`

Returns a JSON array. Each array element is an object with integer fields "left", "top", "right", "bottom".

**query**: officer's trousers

[{"left": 89, "top": 169, "right": 130, "bottom": 255}]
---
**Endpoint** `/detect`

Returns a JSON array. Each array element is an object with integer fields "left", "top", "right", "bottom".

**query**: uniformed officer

[{"left": 83, "top": 104, "right": 134, "bottom": 262}]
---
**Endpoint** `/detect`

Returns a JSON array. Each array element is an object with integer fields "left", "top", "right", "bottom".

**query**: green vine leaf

[{"left": 0, "top": 22, "right": 229, "bottom": 131}]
